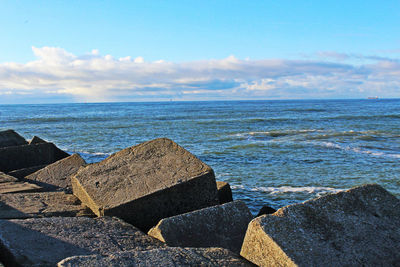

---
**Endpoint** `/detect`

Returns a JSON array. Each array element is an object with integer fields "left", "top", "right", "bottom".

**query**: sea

[{"left": 1, "top": 99, "right": 399, "bottom": 215}]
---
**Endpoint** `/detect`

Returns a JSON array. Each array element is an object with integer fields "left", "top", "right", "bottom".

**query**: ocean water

[{"left": 1, "top": 99, "right": 399, "bottom": 214}]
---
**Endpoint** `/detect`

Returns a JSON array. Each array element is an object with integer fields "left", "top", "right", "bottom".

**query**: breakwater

[{"left": 1, "top": 99, "right": 399, "bottom": 214}]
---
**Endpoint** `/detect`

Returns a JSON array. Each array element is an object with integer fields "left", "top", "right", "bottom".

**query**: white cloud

[
  {"left": 134, "top": 56, "right": 144, "bottom": 63},
  {"left": 0, "top": 46, "right": 399, "bottom": 102}
]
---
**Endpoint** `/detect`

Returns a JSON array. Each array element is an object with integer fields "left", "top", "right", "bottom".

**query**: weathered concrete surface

[
  {"left": 72, "top": 138, "right": 218, "bottom": 231},
  {"left": 29, "top": 136, "right": 47, "bottom": 145},
  {"left": 0, "top": 216, "right": 165, "bottom": 267},
  {"left": 7, "top": 165, "right": 47, "bottom": 179},
  {"left": 0, "top": 192, "right": 93, "bottom": 219},
  {"left": 0, "top": 129, "right": 27, "bottom": 148},
  {"left": 0, "top": 172, "right": 18, "bottom": 183},
  {"left": 240, "top": 184, "right": 400, "bottom": 267},
  {"left": 25, "top": 154, "right": 86, "bottom": 192},
  {"left": 58, "top": 247, "right": 255, "bottom": 267},
  {"left": 0, "top": 181, "right": 42, "bottom": 194},
  {"left": 217, "top": 181, "right": 233, "bottom": 204},
  {"left": 148, "top": 200, "right": 253, "bottom": 254},
  {"left": 0, "top": 142, "right": 70, "bottom": 173},
  {"left": 0, "top": 172, "right": 42, "bottom": 193}
]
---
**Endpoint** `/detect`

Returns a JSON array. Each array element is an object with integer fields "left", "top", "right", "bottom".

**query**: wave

[
  {"left": 285, "top": 108, "right": 327, "bottom": 112},
  {"left": 8, "top": 116, "right": 111, "bottom": 124},
  {"left": 232, "top": 129, "right": 321, "bottom": 139},
  {"left": 231, "top": 184, "right": 344, "bottom": 196},
  {"left": 328, "top": 114, "right": 400, "bottom": 120},
  {"left": 233, "top": 129, "right": 393, "bottom": 144},
  {"left": 317, "top": 141, "right": 400, "bottom": 159},
  {"left": 76, "top": 151, "right": 111, "bottom": 156},
  {"left": 228, "top": 143, "right": 268, "bottom": 150}
]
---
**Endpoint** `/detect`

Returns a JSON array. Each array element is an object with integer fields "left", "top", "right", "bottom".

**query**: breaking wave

[{"left": 231, "top": 184, "right": 345, "bottom": 196}]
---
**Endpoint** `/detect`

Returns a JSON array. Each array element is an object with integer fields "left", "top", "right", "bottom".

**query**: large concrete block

[
  {"left": 28, "top": 136, "right": 47, "bottom": 145},
  {"left": 0, "top": 129, "right": 27, "bottom": 148},
  {"left": 240, "top": 184, "right": 400, "bottom": 267},
  {"left": 0, "top": 172, "right": 42, "bottom": 194},
  {"left": 149, "top": 200, "right": 253, "bottom": 254},
  {"left": 0, "top": 216, "right": 165, "bottom": 267},
  {"left": 25, "top": 154, "right": 86, "bottom": 192},
  {"left": 0, "top": 192, "right": 93, "bottom": 219},
  {"left": 72, "top": 138, "right": 218, "bottom": 231},
  {"left": 0, "top": 142, "right": 70, "bottom": 173},
  {"left": 58, "top": 247, "right": 255, "bottom": 267},
  {"left": 0, "top": 172, "right": 18, "bottom": 183},
  {"left": 217, "top": 181, "right": 233, "bottom": 204},
  {"left": 7, "top": 165, "right": 47, "bottom": 179}
]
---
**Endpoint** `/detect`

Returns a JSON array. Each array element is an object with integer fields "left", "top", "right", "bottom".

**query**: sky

[{"left": 0, "top": 0, "right": 399, "bottom": 104}]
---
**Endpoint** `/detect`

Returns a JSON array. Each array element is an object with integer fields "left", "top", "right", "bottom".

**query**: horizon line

[{"left": 1, "top": 97, "right": 398, "bottom": 106}]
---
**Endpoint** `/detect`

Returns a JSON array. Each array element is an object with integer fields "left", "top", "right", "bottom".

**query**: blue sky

[{"left": 0, "top": 1, "right": 399, "bottom": 103}]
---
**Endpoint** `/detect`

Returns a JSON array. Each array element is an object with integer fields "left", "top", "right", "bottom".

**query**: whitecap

[{"left": 231, "top": 184, "right": 344, "bottom": 196}]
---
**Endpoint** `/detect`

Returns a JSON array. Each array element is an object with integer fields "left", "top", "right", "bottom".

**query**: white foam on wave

[
  {"left": 231, "top": 184, "right": 344, "bottom": 196},
  {"left": 75, "top": 151, "right": 111, "bottom": 156},
  {"left": 230, "top": 129, "right": 321, "bottom": 138},
  {"left": 318, "top": 141, "right": 400, "bottom": 159}
]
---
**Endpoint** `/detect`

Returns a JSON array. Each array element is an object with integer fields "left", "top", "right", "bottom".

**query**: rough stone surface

[
  {"left": 58, "top": 247, "right": 255, "bottom": 267},
  {"left": 0, "top": 181, "right": 42, "bottom": 194},
  {"left": 25, "top": 154, "right": 86, "bottom": 192},
  {"left": 0, "top": 216, "right": 165, "bottom": 267},
  {"left": 240, "top": 184, "right": 400, "bottom": 267},
  {"left": 0, "top": 172, "right": 18, "bottom": 183},
  {"left": 0, "top": 142, "right": 70, "bottom": 173},
  {"left": 7, "top": 165, "right": 47, "bottom": 179},
  {"left": 72, "top": 138, "right": 218, "bottom": 231},
  {"left": 217, "top": 181, "right": 233, "bottom": 204},
  {"left": 148, "top": 200, "right": 253, "bottom": 254},
  {"left": 0, "top": 129, "right": 27, "bottom": 148},
  {"left": 0, "top": 172, "right": 42, "bottom": 193},
  {"left": 0, "top": 192, "right": 93, "bottom": 219},
  {"left": 29, "top": 136, "right": 47, "bottom": 145}
]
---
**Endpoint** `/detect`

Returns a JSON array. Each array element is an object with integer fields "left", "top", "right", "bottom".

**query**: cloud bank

[{"left": 0, "top": 46, "right": 399, "bottom": 103}]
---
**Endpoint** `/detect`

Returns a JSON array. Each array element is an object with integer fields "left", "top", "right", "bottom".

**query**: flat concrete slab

[
  {"left": 0, "top": 216, "right": 165, "bottom": 267},
  {"left": 0, "top": 172, "right": 42, "bottom": 194},
  {"left": 0, "top": 192, "right": 93, "bottom": 219},
  {"left": 0, "top": 172, "right": 18, "bottom": 183},
  {"left": 58, "top": 247, "right": 255, "bottom": 267},
  {"left": 240, "top": 184, "right": 400, "bottom": 267},
  {"left": 25, "top": 154, "right": 86, "bottom": 192},
  {"left": 0, "top": 130, "right": 27, "bottom": 148},
  {"left": 148, "top": 200, "right": 253, "bottom": 254},
  {"left": 0, "top": 142, "right": 70, "bottom": 173},
  {"left": 0, "top": 181, "right": 42, "bottom": 194},
  {"left": 72, "top": 138, "right": 218, "bottom": 231},
  {"left": 7, "top": 165, "right": 47, "bottom": 179}
]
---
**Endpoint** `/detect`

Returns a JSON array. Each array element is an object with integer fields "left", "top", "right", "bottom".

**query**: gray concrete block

[{"left": 240, "top": 184, "right": 400, "bottom": 267}]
